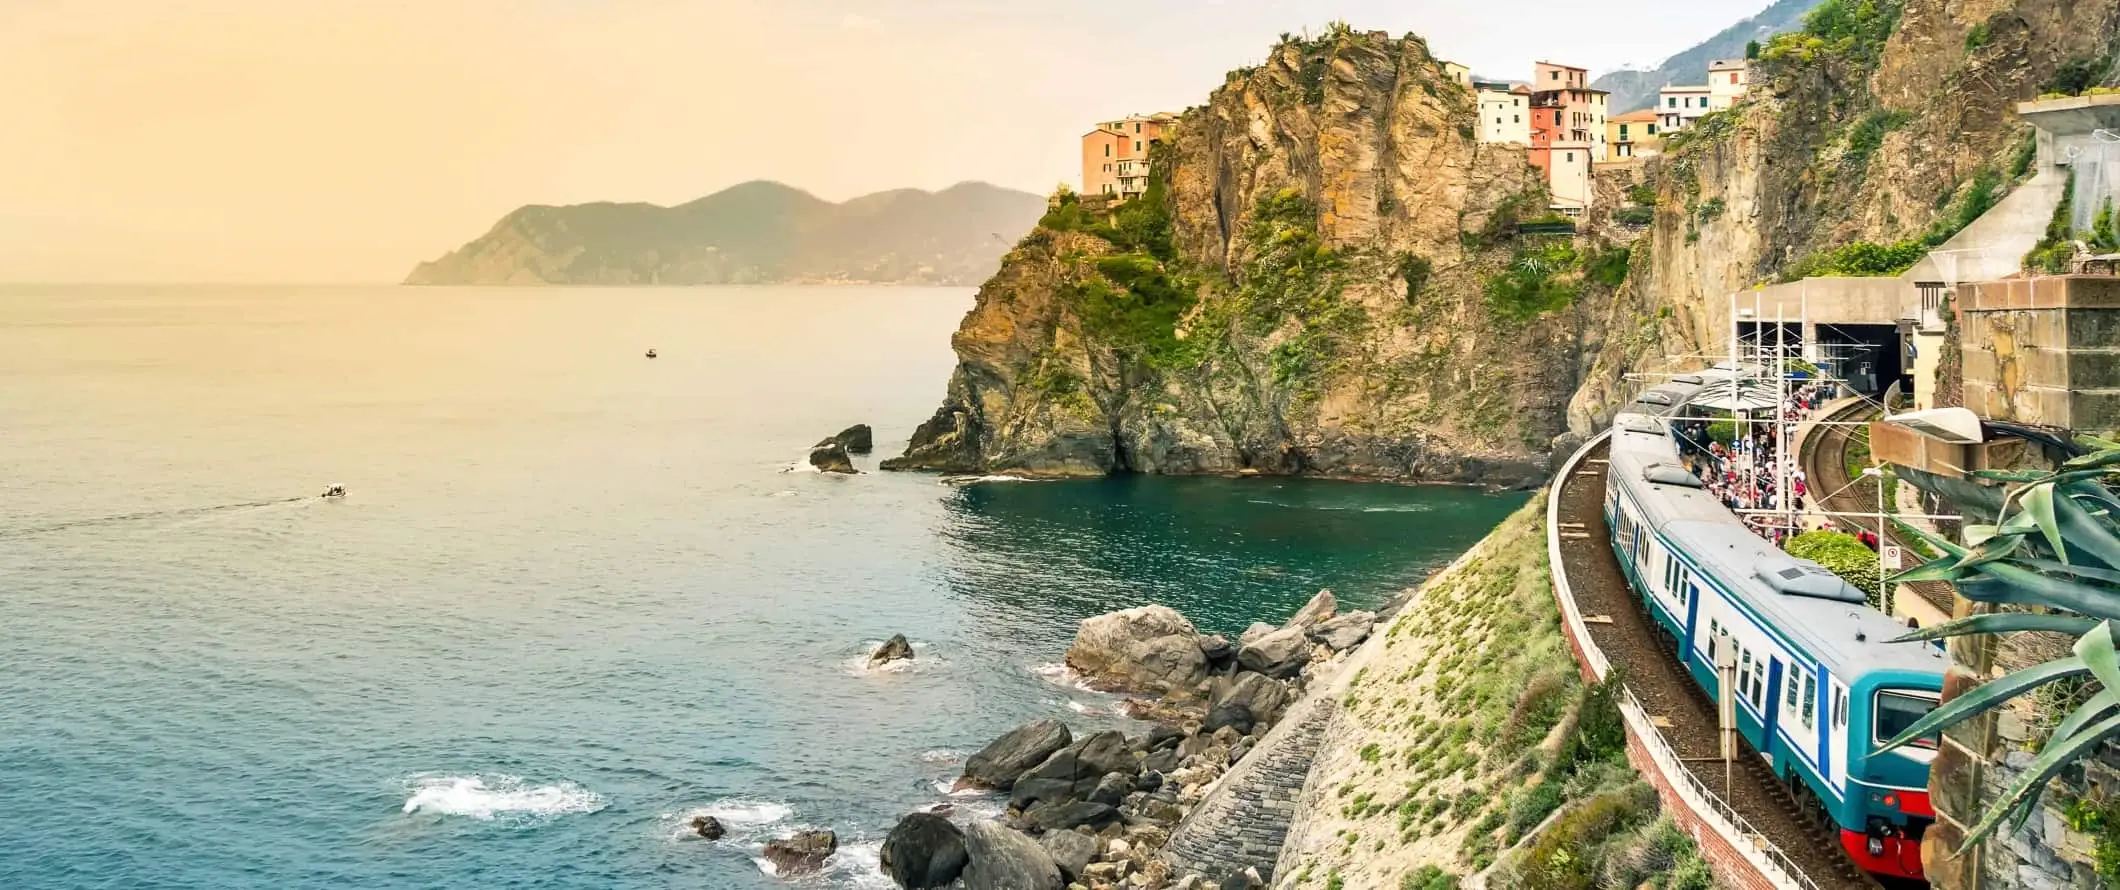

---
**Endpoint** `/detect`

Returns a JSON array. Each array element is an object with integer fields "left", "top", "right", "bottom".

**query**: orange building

[
  {"left": 1081, "top": 113, "right": 1176, "bottom": 198},
  {"left": 1528, "top": 61, "right": 1608, "bottom": 161}
]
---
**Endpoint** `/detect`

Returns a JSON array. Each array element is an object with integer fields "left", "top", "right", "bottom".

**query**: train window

[
  {"left": 1875, "top": 692, "right": 1940, "bottom": 750},
  {"left": 1707, "top": 620, "right": 1719, "bottom": 660},
  {"left": 1802, "top": 675, "right": 1816, "bottom": 729},
  {"left": 1834, "top": 689, "right": 1848, "bottom": 727},
  {"left": 1784, "top": 669, "right": 1800, "bottom": 713},
  {"left": 1739, "top": 649, "right": 1755, "bottom": 702}
]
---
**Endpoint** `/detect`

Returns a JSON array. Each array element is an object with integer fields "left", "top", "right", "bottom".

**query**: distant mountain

[
  {"left": 405, "top": 181, "right": 1047, "bottom": 286},
  {"left": 1591, "top": 0, "right": 1824, "bottom": 113}
]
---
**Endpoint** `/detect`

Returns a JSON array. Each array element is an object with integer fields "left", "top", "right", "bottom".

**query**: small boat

[
  {"left": 645, "top": 349, "right": 658, "bottom": 359},
  {"left": 321, "top": 484, "right": 347, "bottom": 499}
]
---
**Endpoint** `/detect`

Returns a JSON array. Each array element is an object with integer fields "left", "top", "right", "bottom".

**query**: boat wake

[
  {"left": 400, "top": 774, "right": 604, "bottom": 822},
  {"left": 0, "top": 496, "right": 311, "bottom": 540}
]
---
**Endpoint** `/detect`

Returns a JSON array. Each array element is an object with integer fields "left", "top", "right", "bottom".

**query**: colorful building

[
  {"left": 1529, "top": 62, "right": 1609, "bottom": 163},
  {"left": 1475, "top": 81, "right": 1531, "bottom": 145},
  {"left": 1606, "top": 109, "right": 1661, "bottom": 160},
  {"left": 1080, "top": 113, "right": 1176, "bottom": 198},
  {"left": 1527, "top": 142, "right": 1595, "bottom": 212},
  {"left": 1708, "top": 59, "right": 1751, "bottom": 111},
  {"left": 1658, "top": 85, "right": 1712, "bottom": 133},
  {"left": 1440, "top": 61, "right": 1472, "bottom": 91}
]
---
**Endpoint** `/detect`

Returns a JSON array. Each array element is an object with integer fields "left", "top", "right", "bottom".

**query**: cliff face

[
  {"left": 887, "top": 30, "right": 1632, "bottom": 485},
  {"left": 1570, "top": 0, "right": 2120, "bottom": 430},
  {"left": 404, "top": 181, "right": 1045, "bottom": 286}
]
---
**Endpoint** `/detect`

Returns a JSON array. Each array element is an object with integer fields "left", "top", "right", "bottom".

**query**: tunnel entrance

[{"left": 1813, "top": 322, "right": 1904, "bottom": 396}]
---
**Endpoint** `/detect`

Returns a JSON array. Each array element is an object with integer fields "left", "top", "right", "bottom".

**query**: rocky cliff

[
  {"left": 404, "top": 181, "right": 1045, "bottom": 286},
  {"left": 886, "top": 29, "right": 1636, "bottom": 485},
  {"left": 1569, "top": 0, "right": 2120, "bottom": 431}
]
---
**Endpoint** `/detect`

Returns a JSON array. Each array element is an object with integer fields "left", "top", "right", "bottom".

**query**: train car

[{"left": 1601, "top": 391, "right": 1948, "bottom": 881}]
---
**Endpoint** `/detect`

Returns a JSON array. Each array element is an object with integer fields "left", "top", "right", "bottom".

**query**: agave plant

[{"left": 1880, "top": 434, "right": 2120, "bottom": 853}]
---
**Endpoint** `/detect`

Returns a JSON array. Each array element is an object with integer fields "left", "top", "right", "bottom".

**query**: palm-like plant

[{"left": 1881, "top": 435, "right": 2120, "bottom": 853}]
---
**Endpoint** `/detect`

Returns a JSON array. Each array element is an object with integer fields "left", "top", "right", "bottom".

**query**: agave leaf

[
  {"left": 2076, "top": 434, "right": 2120, "bottom": 452},
  {"left": 2049, "top": 687, "right": 2120, "bottom": 755},
  {"left": 1890, "top": 612, "right": 2104, "bottom": 643},
  {"left": 2063, "top": 478, "right": 2120, "bottom": 521},
  {"left": 2062, "top": 449, "right": 2120, "bottom": 471},
  {"left": 1882, "top": 655, "right": 2088, "bottom": 752},
  {"left": 1971, "top": 565, "right": 2120, "bottom": 621},
  {"left": 1892, "top": 518, "right": 1968, "bottom": 559},
  {"left": 1964, "top": 524, "right": 1999, "bottom": 545},
  {"left": 2020, "top": 484, "right": 2069, "bottom": 564},
  {"left": 1959, "top": 712, "right": 2120, "bottom": 853},
  {"left": 1951, "top": 533, "right": 2026, "bottom": 571},
  {"left": 2078, "top": 623, "right": 2120, "bottom": 699},
  {"left": 1889, "top": 555, "right": 1971, "bottom": 584},
  {"left": 2017, "top": 557, "right": 2120, "bottom": 585},
  {"left": 2053, "top": 491, "right": 2120, "bottom": 569},
  {"left": 1974, "top": 468, "right": 2054, "bottom": 483}
]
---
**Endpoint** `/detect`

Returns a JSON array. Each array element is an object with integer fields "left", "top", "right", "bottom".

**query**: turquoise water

[{"left": 0, "top": 285, "right": 1526, "bottom": 890}]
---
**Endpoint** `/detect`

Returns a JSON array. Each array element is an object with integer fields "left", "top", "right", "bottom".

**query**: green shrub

[
  {"left": 1787, "top": 239, "right": 1928, "bottom": 278},
  {"left": 1511, "top": 785, "right": 1660, "bottom": 890},
  {"left": 1845, "top": 109, "right": 1913, "bottom": 167},
  {"left": 1787, "top": 530, "right": 1881, "bottom": 598},
  {"left": 1613, "top": 207, "right": 1655, "bottom": 226},
  {"left": 1626, "top": 184, "right": 1658, "bottom": 206},
  {"left": 2094, "top": 198, "right": 2119, "bottom": 252},
  {"left": 2025, "top": 169, "right": 2079, "bottom": 273},
  {"left": 2009, "top": 130, "right": 2039, "bottom": 180},
  {"left": 1484, "top": 241, "right": 1581, "bottom": 322},
  {"left": 1400, "top": 865, "right": 1460, "bottom": 890},
  {"left": 1964, "top": 21, "right": 1991, "bottom": 50},
  {"left": 2046, "top": 55, "right": 2109, "bottom": 97},
  {"left": 1586, "top": 247, "right": 1631, "bottom": 289},
  {"left": 1745, "top": 39, "right": 1761, "bottom": 60},
  {"left": 1695, "top": 198, "right": 1725, "bottom": 222},
  {"left": 1396, "top": 252, "right": 1433, "bottom": 302}
]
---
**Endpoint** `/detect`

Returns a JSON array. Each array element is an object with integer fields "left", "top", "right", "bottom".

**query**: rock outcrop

[
  {"left": 1065, "top": 606, "right": 1210, "bottom": 696},
  {"left": 883, "top": 29, "right": 1627, "bottom": 483},
  {"left": 762, "top": 829, "right": 838, "bottom": 876},
  {"left": 960, "top": 821, "right": 1065, "bottom": 890},
  {"left": 881, "top": 813, "right": 969, "bottom": 889},
  {"left": 869, "top": 633, "right": 916, "bottom": 667},
  {"left": 809, "top": 441, "right": 857, "bottom": 474},
  {"left": 961, "top": 719, "right": 1073, "bottom": 791},
  {"left": 825, "top": 424, "right": 875, "bottom": 454}
]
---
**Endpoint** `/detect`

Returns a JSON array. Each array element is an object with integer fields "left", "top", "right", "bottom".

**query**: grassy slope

[{"left": 1274, "top": 499, "right": 1723, "bottom": 890}]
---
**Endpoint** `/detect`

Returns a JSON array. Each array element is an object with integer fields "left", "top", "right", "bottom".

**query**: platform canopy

[{"left": 1885, "top": 407, "right": 1984, "bottom": 445}]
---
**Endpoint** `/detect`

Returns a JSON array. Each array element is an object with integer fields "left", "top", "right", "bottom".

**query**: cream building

[
  {"left": 1708, "top": 59, "right": 1751, "bottom": 111},
  {"left": 1080, "top": 112, "right": 1177, "bottom": 198},
  {"left": 1475, "top": 82, "right": 1531, "bottom": 145},
  {"left": 1658, "top": 85, "right": 1712, "bottom": 133}
]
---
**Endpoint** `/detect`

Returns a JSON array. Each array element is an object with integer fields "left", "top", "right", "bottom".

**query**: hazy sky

[{"left": 0, "top": 0, "right": 1772, "bottom": 283}]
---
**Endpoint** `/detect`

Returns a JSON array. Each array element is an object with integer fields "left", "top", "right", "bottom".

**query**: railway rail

[
  {"left": 1798, "top": 399, "right": 1956, "bottom": 615},
  {"left": 1552, "top": 438, "right": 1884, "bottom": 890}
]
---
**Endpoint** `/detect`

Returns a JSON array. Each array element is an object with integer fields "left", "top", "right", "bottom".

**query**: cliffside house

[
  {"left": 1440, "top": 60, "right": 1472, "bottom": 90},
  {"left": 1080, "top": 113, "right": 1176, "bottom": 198},
  {"left": 1657, "top": 85, "right": 1712, "bottom": 132},
  {"left": 1529, "top": 62, "right": 1609, "bottom": 160},
  {"left": 1527, "top": 142, "right": 1595, "bottom": 213},
  {"left": 1606, "top": 110, "right": 1661, "bottom": 161},
  {"left": 1475, "top": 81, "right": 1532, "bottom": 145},
  {"left": 1707, "top": 59, "right": 1750, "bottom": 111}
]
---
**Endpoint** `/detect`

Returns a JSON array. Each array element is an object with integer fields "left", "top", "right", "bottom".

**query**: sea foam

[{"left": 400, "top": 774, "right": 604, "bottom": 821}]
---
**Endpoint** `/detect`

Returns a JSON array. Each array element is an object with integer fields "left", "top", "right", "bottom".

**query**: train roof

[{"left": 1607, "top": 409, "right": 1948, "bottom": 681}]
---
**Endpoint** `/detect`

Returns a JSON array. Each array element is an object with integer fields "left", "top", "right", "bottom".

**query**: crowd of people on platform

[{"left": 1667, "top": 379, "right": 1837, "bottom": 547}]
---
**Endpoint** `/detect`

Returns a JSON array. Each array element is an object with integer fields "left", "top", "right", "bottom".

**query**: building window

[
  {"left": 1551, "top": 71, "right": 1559, "bottom": 80},
  {"left": 1134, "top": 122, "right": 1142, "bottom": 133},
  {"left": 1134, "top": 141, "right": 1143, "bottom": 152},
  {"left": 1513, "top": 114, "right": 1519, "bottom": 123},
  {"left": 1667, "top": 97, "right": 1676, "bottom": 108},
  {"left": 1104, "top": 145, "right": 1111, "bottom": 157},
  {"left": 1565, "top": 151, "right": 1573, "bottom": 162}
]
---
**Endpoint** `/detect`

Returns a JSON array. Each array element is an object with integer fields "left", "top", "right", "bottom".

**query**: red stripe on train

[{"left": 1840, "top": 828, "right": 1927, "bottom": 880}]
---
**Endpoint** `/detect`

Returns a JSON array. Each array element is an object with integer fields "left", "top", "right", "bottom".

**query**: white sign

[{"left": 1881, "top": 545, "right": 1904, "bottom": 571}]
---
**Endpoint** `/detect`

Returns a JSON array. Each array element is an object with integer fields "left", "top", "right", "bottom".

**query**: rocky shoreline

[{"left": 757, "top": 590, "right": 1386, "bottom": 890}]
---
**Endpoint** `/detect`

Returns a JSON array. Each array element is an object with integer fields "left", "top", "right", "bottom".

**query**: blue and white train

[{"left": 1601, "top": 372, "right": 1948, "bottom": 881}]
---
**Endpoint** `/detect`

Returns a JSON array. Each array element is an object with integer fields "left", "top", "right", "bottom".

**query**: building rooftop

[
  {"left": 1708, "top": 59, "right": 1748, "bottom": 70},
  {"left": 1612, "top": 110, "right": 1660, "bottom": 123},
  {"left": 1661, "top": 84, "right": 1712, "bottom": 94}
]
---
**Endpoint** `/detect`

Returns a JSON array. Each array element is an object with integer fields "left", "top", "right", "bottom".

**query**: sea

[{"left": 0, "top": 284, "right": 1527, "bottom": 890}]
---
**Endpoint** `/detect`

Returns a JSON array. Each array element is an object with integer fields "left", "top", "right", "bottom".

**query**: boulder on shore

[
  {"left": 1019, "top": 799, "right": 1118, "bottom": 833},
  {"left": 1238, "top": 622, "right": 1275, "bottom": 646},
  {"left": 881, "top": 812, "right": 968, "bottom": 889},
  {"left": 1235, "top": 626, "right": 1311, "bottom": 679},
  {"left": 1040, "top": 829, "right": 1100, "bottom": 883},
  {"left": 1065, "top": 606, "right": 1208, "bottom": 696},
  {"left": 1284, "top": 589, "right": 1337, "bottom": 631},
  {"left": 809, "top": 441, "right": 857, "bottom": 474},
  {"left": 821, "top": 424, "right": 875, "bottom": 454},
  {"left": 961, "top": 719, "right": 1072, "bottom": 790},
  {"left": 1209, "top": 671, "right": 1290, "bottom": 725},
  {"left": 762, "top": 829, "right": 838, "bottom": 876},
  {"left": 1203, "top": 702, "right": 1255, "bottom": 736},
  {"left": 869, "top": 633, "right": 916, "bottom": 666},
  {"left": 1307, "top": 611, "right": 1376, "bottom": 651},
  {"left": 689, "top": 815, "right": 726, "bottom": 840},
  {"left": 960, "top": 821, "right": 1064, "bottom": 890},
  {"left": 1010, "top": 731, "right": 1137, "bottom": 811}
]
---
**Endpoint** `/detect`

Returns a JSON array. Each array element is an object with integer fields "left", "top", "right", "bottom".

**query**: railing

[{"left": 1547, "top": 435, "right": 1826, "bottom": 890}]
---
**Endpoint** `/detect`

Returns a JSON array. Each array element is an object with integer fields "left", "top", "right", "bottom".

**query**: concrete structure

[
  {"left": 1160, "top": 690, "right": 1337, "bottom": 882},
  {"left": 2017, "top": 94, "right": 2120, "bottom": 235},
  {"left": 1475, "top": 81, "right": 1531, "bottom": 145},
  {"left": 1708, "top": 59, "right": 1751, "bottom": 111},
  {"left": 1080, "top": 113, "right": 1175, "bottom": 198},
  {"left": 1659, "top": 85, "right": 1712, "bottom": 133},
  {"left": 1954, "top": 276, "right": 2120, "bottom": 431},
  {"left": 1608, "top": 109, "right": 1662, "bottom": 160}
]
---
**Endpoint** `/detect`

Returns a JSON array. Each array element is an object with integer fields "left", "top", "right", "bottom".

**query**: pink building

[{"left": 1080, "top": 113, "right": 1175, "bottom": 198}]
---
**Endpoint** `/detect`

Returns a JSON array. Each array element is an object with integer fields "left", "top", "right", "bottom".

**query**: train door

[
  {"left": 1762, "top": 658, "right": 1784, "bottom": 763},
  {"left": 1826, "top": 676, "right": 1850, "bottom": 792}
]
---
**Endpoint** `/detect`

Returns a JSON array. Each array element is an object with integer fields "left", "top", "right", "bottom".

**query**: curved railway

[
  {"left": 1554, "top": 439, "right": 1885, "bottom": 890},
  {"left": 1798, "top": 399, "right": 1956, "bottom": 617}
]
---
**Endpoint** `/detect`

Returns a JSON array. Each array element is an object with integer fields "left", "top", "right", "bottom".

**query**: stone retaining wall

[{"left": 1158, "top": 689, "right": 1339, "bottom": 883}]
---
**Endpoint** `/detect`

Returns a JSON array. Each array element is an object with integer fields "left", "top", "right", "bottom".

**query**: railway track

[
  {"left": 1556, "top": 442, "right": 1884, "bottom": 890},
  {"left": 1799, "top": 399, "right": 1956, "bottom": 615}
]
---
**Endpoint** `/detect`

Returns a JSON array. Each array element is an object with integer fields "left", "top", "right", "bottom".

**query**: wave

[
  {"left": 843, "top": 641, "right": 940, "bottom": 676},
  {"left": 915, "top": 749, "right": 964, "bottom": 765},
  {"left": 0, "top": 496, "right": 310, "bottom": 540},
  {"left": 939, "top": 474, "right": 1044, "bottom": 485},
  {"left": 1030, "top": 662, "right": 1100, "bottom": 693},
  {"left": 400, "top": 774, "right": 604, "bottom": 822},
  {"left": 1244, "top": 498, "right": 1432, "bottom": 513}
]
